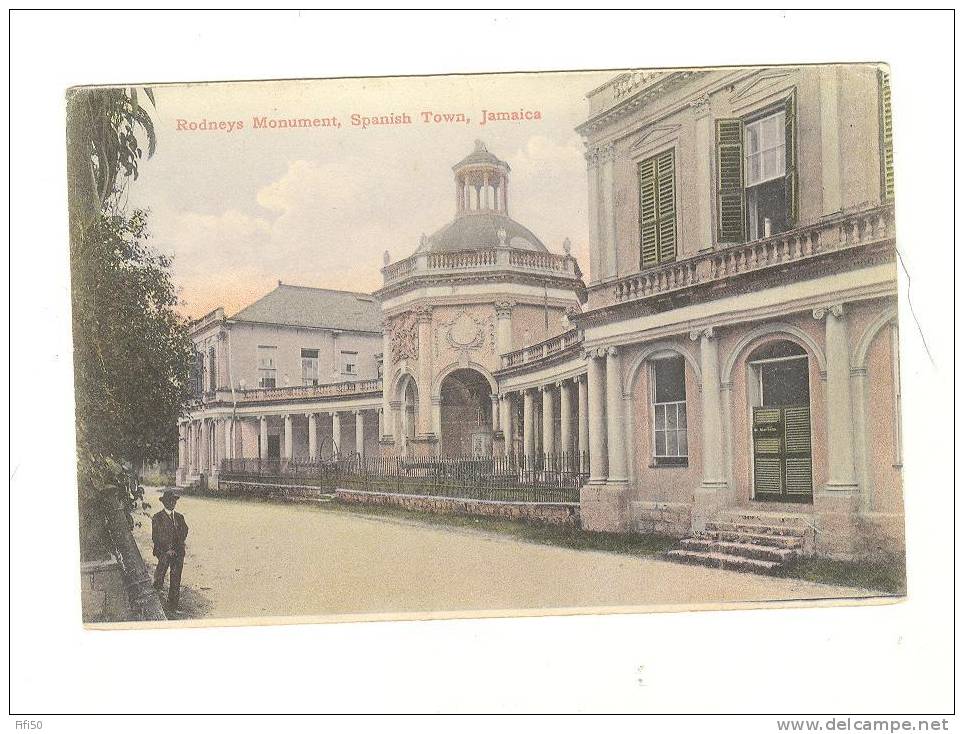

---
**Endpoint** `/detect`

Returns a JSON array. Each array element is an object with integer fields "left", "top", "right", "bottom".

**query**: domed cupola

[{"left": 416, "top": 140, "right": 549, "bottom": 254}]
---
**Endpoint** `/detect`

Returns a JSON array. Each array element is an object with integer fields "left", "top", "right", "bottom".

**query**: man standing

[{"left": 152, "top": 490, "right": 189, "bottom": 614}]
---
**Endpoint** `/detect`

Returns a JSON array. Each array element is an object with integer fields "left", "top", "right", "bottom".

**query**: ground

[{"left": 132, "top": 487, "right": 877, "bottom": 623}]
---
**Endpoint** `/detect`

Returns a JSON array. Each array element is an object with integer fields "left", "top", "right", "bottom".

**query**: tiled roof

[
  {"left": 230, "top": 283, "right": 381, "bottom": 332},
  {"left": 417, "top": 212, "right": 548, "bottom": 254},
  {"left": 453, "top": 140, "right": 508, "bottom": 169}
]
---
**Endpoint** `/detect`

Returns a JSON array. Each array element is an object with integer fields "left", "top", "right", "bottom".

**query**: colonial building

[
  {"left": 178, "top": 64, "right": 902, "bottom": 562},
  {"left": 177, "top": 284, "right": 384, "bottom": 487}
]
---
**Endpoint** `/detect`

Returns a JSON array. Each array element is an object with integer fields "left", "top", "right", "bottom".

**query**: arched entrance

[
  {"left": 748, "top": 339, "right": 813, "bottom": 503},
  {"left": 397, "top": 373, "right": 418, "bottom": 457},
  {"left": 439, "top": 368, "right": 492, "bottom": 457}
]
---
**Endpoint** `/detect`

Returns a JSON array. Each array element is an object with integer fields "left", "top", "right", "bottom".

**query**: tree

[{"left": 67, "top": 89, "right": 192, "bottom": 569}]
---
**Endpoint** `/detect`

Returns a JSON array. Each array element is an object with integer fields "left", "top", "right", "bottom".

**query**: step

[
  {"left": 705, "top": 520, "right": 808, "bottom": 538},
  {"left": 680, "top": 537, "right": 799, "bottom": 563},
  {"left": 665, "top": 549, "right": 780, "bottom": 573},
  {"left": 703, "top": 529, "right": 804, "bottom": 549}
]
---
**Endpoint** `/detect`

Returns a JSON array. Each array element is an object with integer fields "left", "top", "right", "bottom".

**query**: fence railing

[
  {"left": 501, "top": 328, "right": 584, "bottom": 369},
  {"left": 382, "top": 247, "right": 581, "bottom": 285},
  {"left": 218, "top": 451, "right": 588, "bottom": 504}
]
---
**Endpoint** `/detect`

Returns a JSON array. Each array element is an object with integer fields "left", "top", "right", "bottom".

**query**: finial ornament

[
  {"left": 563, "top": 237, "right": 572, "bottom": 255},
  {"left": 383, "top": 250, "right": 391, "bottom": 266},
  {"left": 420, "top": 233, "right": 428, "bottom": 247},
  {"left": 497, "top": 227, "right": 508, "bottom": 247}
]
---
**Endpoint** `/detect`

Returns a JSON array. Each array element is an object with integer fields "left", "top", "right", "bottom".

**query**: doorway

[{"left": 749, "top": 340, "right": 813, "bottom": 503}]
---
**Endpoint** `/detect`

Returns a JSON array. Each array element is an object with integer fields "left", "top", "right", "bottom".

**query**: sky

[{"left": 124, "top": 70, "right": 616, "bottom": 319}]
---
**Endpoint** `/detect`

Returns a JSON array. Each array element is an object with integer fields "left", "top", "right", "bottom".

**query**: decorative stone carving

[
  {"left": 688, "top": 326, "right": 717, "bottom": 341},
  {"left": 813, "top": 303, "right": 845, "bottom": 320},
  {"left": 497, "top": 227, "right": 508, "bottom": 247},
  {"left": 414, "top": 304, "right": 433, "bottom": 323},
  {"left": 689, "top": 92, "right": 711, "bottom": 115},
  {"left": 383, "top": 250, "right": 391, "bottom": 266},
  {"left": 562, "top": 237, "right": 571, "bottom": 255},
  {"left": 389, "top": 313, "right": 418, "bottom": 362},
  {"left": 494, "top": 300, "right": 515, "bottom": 319}
]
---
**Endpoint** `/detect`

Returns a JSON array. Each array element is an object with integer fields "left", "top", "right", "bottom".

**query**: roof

[
  {"left": 453, "top": 140, "right": 509, "bottom": 170},
  {"left": 230, "top": 284, "right": 381, "bottom": 332},
  {"left": 417, "top": 212, "right": 548, "bottom": 254}
]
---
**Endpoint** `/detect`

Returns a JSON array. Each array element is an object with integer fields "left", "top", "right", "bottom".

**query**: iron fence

[{"left": 218, "top": 451, "right": 588, "bottom": 504}]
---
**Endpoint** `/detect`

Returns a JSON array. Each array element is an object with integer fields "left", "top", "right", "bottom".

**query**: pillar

[
  {"left": 177, "top": 425, "right": 186, "bottom": 470},
  {"left": 692, "top": 327, "right": 726, "bottom": 491},
  {"left": 560, "top": 380, "right": 574, "bottom": 457},
  {"left": 586, "top": 149, "right": 601, "bottom": 284},
  {"left": 307, "top": 412, "right": 317, "bottom": 461},
  {"left": 332, "top": 412, "right": 342, "bottom": 454},
  {"left": 819, "top": 66, "right": 843, "bottom": 215},
  {"left": 586, "top": 351, "right": 608, "bottom": 483},
  {"left": 522, "top": 389, "right": 536, "bottom": 460},
  {"left": 577, "top": 375, "right": 590, "bottom": 473},
  {"left": 490, "top": 394, "right": 500, "bottom": 434},
  {"left": 381, "top": 320, "right": 393, "bottom": 442},
  {"left": 223, "top": 418, "right": 233, "bottom": 462},
  {"left": 691, "top": 94, "right": 714, "bottom": 250},
  {"left": 199, "top": 420, "right": 208, "bottom": 475},
  {"left": 259, "top": 415, "right": 268, "bottom": 460},
  {"left": 482, "top": 172, "right": 489, "bottom": 209},
  {"left": 605, "top": 347, "right": 627, "bottom": 483},
  {"left": 415, "top": 306, "right": 433, "bottom": 437},
  {"left": 500, "top": 393, "right": 514, "bottom": 456},
  {"left": 541, "top": 384, "right": 556, "bottom": 456},
  {"left": 283, "top": 414, "right": 293, "bottom": 460},
  {"left": 355, "top": 410, "right": 366, "bottom": 459},
  {"left": 495, "top": 301, "right": 514, "bottom": 357},
  {"left": 815, "top": 304, "right": 858, "bottom": 492}
]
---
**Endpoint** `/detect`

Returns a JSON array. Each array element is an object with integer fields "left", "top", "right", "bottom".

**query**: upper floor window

[
  {"left": 878, "top": 69, "right": 894, "bottom": 201},
  {"left": 638, "top": 148, "right": 677, "bottom": 268},
  {"left": 651, "top": 356, "right": 688, "bottom": 466},
  {"left": 207, "top": 346, "right": 217, "bottom": 392},
  {"left": 341, "top": 350, "right": 358, "bottom": 375},
  {"left": 716, "top": 93, "right": 798, "bottom": 244},
  {"left": 301, "top": 348, "right": 319, "bottom": 386},
  {"left": 258, "top": 345, "right": 277, "bottom": 388}
]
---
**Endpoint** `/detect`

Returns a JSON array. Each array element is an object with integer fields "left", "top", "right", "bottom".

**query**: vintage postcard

[{"left": 68, "top": 64, "right": 904, "bottom": 628}]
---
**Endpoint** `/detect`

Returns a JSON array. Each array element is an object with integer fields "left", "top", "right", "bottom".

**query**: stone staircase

[{"left": 665, "top": 510, "right": 815, "bottom": 573}]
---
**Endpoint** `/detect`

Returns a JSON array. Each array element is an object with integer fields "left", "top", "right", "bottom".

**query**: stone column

[
  {"left": 332, "top": 412, "right": 342, "bottom": 454},
  {"left": 692, "top": 327, "right": 726, "bottom": 491},
  {"left": 415, "top": 306, "right": 434, "bottom": 437},
  {"left": 586, "top": 350, "right": 608, "bottom": 483},
  {"left": 482, "top": 172, "right": 489, "bottom": 209},
  {"left": 605, "top": 347, "right": 627, "bottom": 484},
  {"left": 199, "top": 420, "right": 208, "bottom": 475},
  {"left": 259, "top": 415, "right": 268, "bottom": 460},
  {"left": 541, "top": 385, "right": 556, "bottom": 456},
  {"left": 585, "top": 149, "right": 601, "bottom": 284},
  {"left": 398, "top": 403, "right": 409, "bottom": 455},
  {"left": 381, "top": 320, "right": 393, "bottom": 441},
  {"left": 307, "top": 412, "right": 317, "bottom": 461},
  {"left": 522, "top": 389, "right": 536, "bottom": 460},
  {"left": 490, "top": 394, "right": 500, "bottom": 434},
  {"left": 177, "top": 424, "right": 186, "bottom": 471},
  {"left": 602, "top": 143, "right": 617, "bottom": 279},
  {"left": 559, "top": 379, "right": 574, "bottom": 457},
  {"left": 577, "top": 375, "right": 590, "bottom": 473},
  {"left": 819, "top": 66, "right": 843, "bottom": 215},
  {"left": 494, "top": 301, "right": 514, "bottom": 358},
  {"left": 283, "top": 414, "right": 293, "bottom": 460},
  {"left": 355, "top": 410, "right": 366, "bottom": 459},
  {"left": 500, "top": 393, "right": 514, "bottom": 456},
  {"left": 815, "top": 304, "right": 858, "bottom": 492},
  {"left": 223, "top": 418, "right": 233, "bottom": 462}
]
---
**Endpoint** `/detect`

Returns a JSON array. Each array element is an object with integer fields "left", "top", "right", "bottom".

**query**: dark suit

[{"left": 152, "top": 509, "right": 189, "bottom": 610}]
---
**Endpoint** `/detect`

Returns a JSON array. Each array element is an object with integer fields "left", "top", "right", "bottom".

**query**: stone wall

[
  {"left": 335, "top": 488, "right": 580, "bottom": 527},
  {"left": 631, "top": 501, "right": 692, "bottom": 537}
]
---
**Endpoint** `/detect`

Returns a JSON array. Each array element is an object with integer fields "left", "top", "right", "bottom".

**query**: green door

[{"left": 752, "top": 405, "right": 813, "bottom": 502}]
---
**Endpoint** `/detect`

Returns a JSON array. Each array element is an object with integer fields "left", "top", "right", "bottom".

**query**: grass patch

[
  {"left": 777, "top": 555, "right": 906, "bottom": 595},
  {"left": 321, "top": 497, "right": 678, "bottom": 558}
]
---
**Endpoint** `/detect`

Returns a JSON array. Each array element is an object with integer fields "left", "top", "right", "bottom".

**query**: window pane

[
  {"left": 679, "top": 406, "right": 687, "bottom": 429},
  {"left": 655, "top": 431, "right": 666, "bottom": 456},
  {"left": 654, "top": 404, "right": 665, "bottom": 430},
  {"left": 745, "top": 122, "right": 760, "bottom": 154},
  {"left": 666, "top": 431, "right": 678, "bottom": 456},
  {"left": 678, "top": 430, "right": 688, "bottom": 456},
  {"left": 654, "top": 358, "right": 686, "bottom": 402},
  {"left": 746, "top": 153, "right": 762, "bottom": 187},
  {"left": 667, "top": 405, "right": 678, "bottom": 430}
]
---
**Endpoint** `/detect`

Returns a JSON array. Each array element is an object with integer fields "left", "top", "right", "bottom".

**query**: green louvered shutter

[
  {"left": 716, "top": 119, "right": 746, "bottom": 244},
  {"left": 752, "top": 407, "right": 784, "bottom": 498},
  {"left": 784, "top": 92, "right": 799, "bottom": 226},
  {"left": 656, "top": 149, "right": 677, "bottom": 262},
  {"left": 879, "top": 69, "right": 895, "bottom": 201},
  {"left": 638, "top": 155, "right": 659, "bottom": 266},
  {"left": 783, "top": 406, "right": 812, "bottom": 498}
]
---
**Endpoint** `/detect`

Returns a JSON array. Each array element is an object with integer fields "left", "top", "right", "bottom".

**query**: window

[
  {"left": 651, "top": 357, "right": 687, "bottom": 465},
  {"left": 301, "top": 348, "right": 319, "bottom": 386},
  {"left": 257, "top": 346, "right": 277, "bottom": 388},
  {"left": 638, "top": 149, "right": 677, "bottom": 267},
  {"left": 207, "top": 346, "right": 217, "bottom": 391},
  {"left": 716, "top": 93, "right": 798, "bottom": 244},
  {"left": 342, "top": 351, "right": 358, "bottom": 375},
  {"left": 879, "top": 69, "right": 894, "bottom": 201}
]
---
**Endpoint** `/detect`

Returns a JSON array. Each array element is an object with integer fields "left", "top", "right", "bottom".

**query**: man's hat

[{"left": 159, "top": 490, "right": 180, "bottom": 502}]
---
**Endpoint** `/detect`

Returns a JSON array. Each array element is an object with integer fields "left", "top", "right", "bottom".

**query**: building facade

[{"left": 178, "top": 65, "right": 902, "bottom": 560}]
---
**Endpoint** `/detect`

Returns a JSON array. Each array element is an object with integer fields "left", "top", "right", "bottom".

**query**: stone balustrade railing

[
  {"left": 611, "top": 204, "right": 895, "bottom": 304},
  {"left": 501, "top": 328, "right": 584, "bottom": 369},
  {"left": 202, "top": 379, "right": 383, "bottom": 405},
  {"left": 383, "top": 247, "right": 579, "bottom": 284}
]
